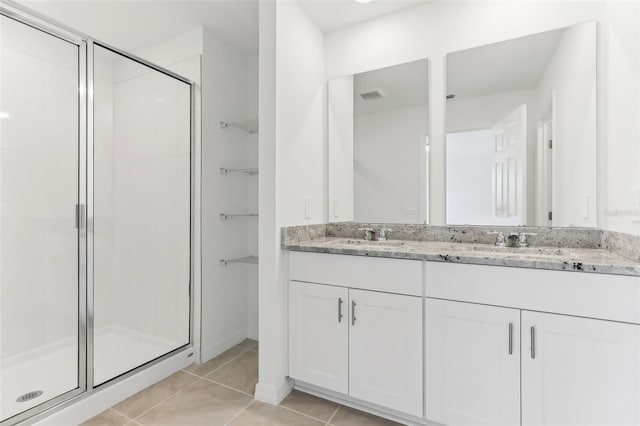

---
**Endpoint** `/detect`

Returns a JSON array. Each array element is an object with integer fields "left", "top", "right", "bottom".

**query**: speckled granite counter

[{"left": 281, "top": 224, "right": 640, "bottom": 277}]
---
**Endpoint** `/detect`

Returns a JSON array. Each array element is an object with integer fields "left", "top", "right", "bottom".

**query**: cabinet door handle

[
  {"left": 338, "top": 298, "right": 343, "bottom": 323},
  {"left": 351, "top": 300, "right": 356, "bottom": 325},
  {"left": 508, "top": 322, "right": 513, "bottom": 355},
  {"left": 530, "top": 326, "right": 536, "bottom": 359}
]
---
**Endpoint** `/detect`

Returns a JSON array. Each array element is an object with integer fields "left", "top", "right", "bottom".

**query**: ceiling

[
  {"left": 16, "top": 0, "right": 259, "bottom": 54},
  {"left": 354, "top": 58, "right": 429, "bottom": 115},
  {"left": 447, "top": 27, "right": 565, "bottom": 100},
  {"left": 298, "top": 0, "right": 429, "bottom": 32},
  {"left": 13, "top": 0, "right": 430, "bottom": 55}
]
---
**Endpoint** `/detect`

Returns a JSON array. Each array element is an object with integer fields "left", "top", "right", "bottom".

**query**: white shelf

[
  {"left": 220, "top": 167, "right": 258, "bottom": 175},
  {"left": 220, "top": 256, "right": 259, "bottom": 266},
  {"left": 219, "top": 213, "right": 258, "bottom": 220},
  {"left": 220, "top": 119, "right": 258, "bottom": 134}
]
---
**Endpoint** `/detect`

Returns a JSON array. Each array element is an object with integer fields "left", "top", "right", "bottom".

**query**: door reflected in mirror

[
  {"left": 446, "top": 22, "right": 596, "bottom": 227},
  {"left": 328, "top": 59, "right": 430, "bottom": 224}
]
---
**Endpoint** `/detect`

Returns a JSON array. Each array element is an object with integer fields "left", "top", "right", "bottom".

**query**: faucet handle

[
  {"left": 487, "top": 231, "right": 506, "bottom": 247},
  {"left": 358, "top": 228, "right": 375, "bottom": 241},
  {"left": 378, "top": 228, "right": 392, "bottom": 241},
  {"left": 514, "top": 232, "right": 537, "bottom": 248}
]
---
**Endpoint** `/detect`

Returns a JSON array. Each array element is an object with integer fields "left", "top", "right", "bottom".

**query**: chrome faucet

[
  {"left": 377, "top": 228, "right": 392, "bottom": 242},
  {"left": 509, "top": 232, "right": 537, "bottom": 248},
  {"left": 358, "top": 228, "right": 375, "bottom": 241},
  {"left": 487, "top": 231, "right": 506, "bottom": 247}
]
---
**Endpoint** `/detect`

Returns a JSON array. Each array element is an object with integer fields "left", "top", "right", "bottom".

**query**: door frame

[{"left": 0, "top": 2, "right": 197, "bottom": 425}]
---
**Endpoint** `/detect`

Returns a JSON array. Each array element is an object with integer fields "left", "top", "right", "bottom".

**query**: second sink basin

[
  {"left": 342, "top": 239, "right": 405, "bottom": 248},
  {"left": 461, "top": 244, "right": 572, "bottom": 257}
]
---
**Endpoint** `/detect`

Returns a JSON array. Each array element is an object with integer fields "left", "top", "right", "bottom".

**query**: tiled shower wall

[{"left": 0, "top": 16, "right": 79, "bottom": 359}]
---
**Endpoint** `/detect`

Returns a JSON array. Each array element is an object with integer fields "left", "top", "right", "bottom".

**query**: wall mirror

[
  {"left": 446, "top": 21, "right": 596, "bottom": 227},
  {"left": 328, "top": 59, "right": 430, "bottom": 224}
]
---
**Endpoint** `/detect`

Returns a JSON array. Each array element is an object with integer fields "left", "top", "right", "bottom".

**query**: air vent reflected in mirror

[{"left": 359, "top": 89, "right": 385, "bottom": 101}]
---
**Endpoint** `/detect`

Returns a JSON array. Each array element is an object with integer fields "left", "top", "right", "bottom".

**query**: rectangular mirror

[
  {"left": 328, "top": 59, "right": 430, "bottom": 224},
  {"left": 445, "top": 22, "right": 596, "bottom": 227}
]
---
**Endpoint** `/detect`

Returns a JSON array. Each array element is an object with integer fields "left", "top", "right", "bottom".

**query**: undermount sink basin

[
  {"left": 462, "top": 244, "right": 572, "bottom": 257},
  {"left": 342, "top": 239, "right": 405, "bottom": 248}
]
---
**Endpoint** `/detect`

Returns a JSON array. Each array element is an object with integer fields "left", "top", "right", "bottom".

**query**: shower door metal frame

[
  {"left": 0, "top": 2, "right": 196, "bottom": 424},
  {"left": 86, "top": 40, "right": 196, "bottom": 390},
  {"left": 0, "top": 5, "right": 88, "bottom": 426}
]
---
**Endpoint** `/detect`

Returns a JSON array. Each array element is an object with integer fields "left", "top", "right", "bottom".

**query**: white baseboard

[
  {"left": 200, "top": 328, "right": 248, "bottom": 363},
  {"left": 254, "top": 378, "right": 293, "bottom": 405},
  {"left": 32, "top": 348, "right": 194, "bottom": 426}
]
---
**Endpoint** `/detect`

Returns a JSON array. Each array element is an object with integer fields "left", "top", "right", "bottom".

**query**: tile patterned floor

[{"left": 81, "top": 339, "right": 401, "bottom": 426}]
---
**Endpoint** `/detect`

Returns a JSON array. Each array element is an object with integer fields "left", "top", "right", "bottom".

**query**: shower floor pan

[{"left": 1, "top": 326, "right": 179, "bottom": 422}]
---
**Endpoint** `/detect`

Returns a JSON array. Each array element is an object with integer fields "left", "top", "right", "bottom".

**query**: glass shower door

[
  {"left": 0, "top": 14, "right": 82, "bottom": 422},
  {"left": 92, "top": 44, "right": 191, "bottom": 385}
]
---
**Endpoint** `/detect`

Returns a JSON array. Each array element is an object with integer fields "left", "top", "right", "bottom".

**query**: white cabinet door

[
  {"left": 522, "top": 311, "right": 640, "bottom": 426},
  {"left": 425, "top": 299, "right": 520, "bottom": 426},
  {"left": 289, "top": 281, "right": 349, "bottom": 394},
  {"left": 349, "top": 289, "right": 423, "bottom": 417}
]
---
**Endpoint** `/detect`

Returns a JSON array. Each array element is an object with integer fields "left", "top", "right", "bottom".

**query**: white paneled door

[
  {"left": 522, "top": 311, "right": 640, "bottom": 426},
  {"left": 348, "top": 289, "right": 423, "bottom": 417},
  {"left": 491, "top": 104, "right": 527, "bottom": 225},
  {"left": 425, "top": 299, "right": 520, "bottom": 426},
  {"left": 289, "top": 281, "right": 349, "bottom": 394}
]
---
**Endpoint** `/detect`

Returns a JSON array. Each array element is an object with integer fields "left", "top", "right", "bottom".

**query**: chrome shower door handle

[{"left": 338, "top": 298, "right": 343, "bottom": 323}]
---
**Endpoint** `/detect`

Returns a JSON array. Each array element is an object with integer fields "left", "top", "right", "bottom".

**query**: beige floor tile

[
  {"left": 280, "top": 390, "right": 339, "bottom": 422},
  {"left": 205, "top": 350, "right": 258, "bottom": 395},
  {"left": 183, "top": 346, "right": 246, "bottom": 377},
  {"left": 229, "top": 401, "right": 323, "bottom": 425},
  {"left": 80, "top": 409, "right": 129, "bottom": 426},
  {"left": 112, "top": 371, "right": 199, "bottom": 418},
  {"left": 329, "top": 406, "right": 402, "bottom": 426},
  {"left": 237, "top": 338, "right": 258, "bottom": 349},
  {"left": 136, "top": 379, "right": 252, "bottom": 426}
]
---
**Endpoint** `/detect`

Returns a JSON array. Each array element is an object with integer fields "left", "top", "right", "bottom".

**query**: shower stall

[{"left": 0, "top": 5, "right": 193, "bottom": 425}]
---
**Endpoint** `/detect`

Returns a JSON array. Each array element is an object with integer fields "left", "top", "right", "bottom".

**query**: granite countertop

[{"left": 281, "top": 224, "right": 640, "bottom": 277}]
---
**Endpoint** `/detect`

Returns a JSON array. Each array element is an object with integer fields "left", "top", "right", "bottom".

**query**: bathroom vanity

[{"left": 283, "top": 224, "right": 640, "bottom": 426}]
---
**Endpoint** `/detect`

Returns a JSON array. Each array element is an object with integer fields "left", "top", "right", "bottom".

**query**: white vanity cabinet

[
  {"left": 348, "top": 289, "right": 423, "bottom": 416},
  {"left": 425, "top": 262, "right": 640, "bottom": 426},
  {"left": 425, "top": 299, "right": 521, "bottom": 426},
  {"left": 289, "top": 281, "right": 349, "bottom": 394},
  {"left": 288, "top": 252, "right": 423, "bottom": 417},
  {"left": 521, "top": 311, "right": 640, "bottom": 426}
]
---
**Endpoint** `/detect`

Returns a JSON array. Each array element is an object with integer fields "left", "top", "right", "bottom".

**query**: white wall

[
  {"left": 446, "top": 89, "right": 538, "bottom": 134},
  {"left": 354, "top": 104, "right": 428, "bottom": 223},
  {"left": 325, "top": 0, "right": 640, "bottom": 234},
  {"left": 257, "top": 0, "right": 325, "bottom": 404},
  {"left": 446, "top": 130, "right": 494, "bottom": 225}
]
